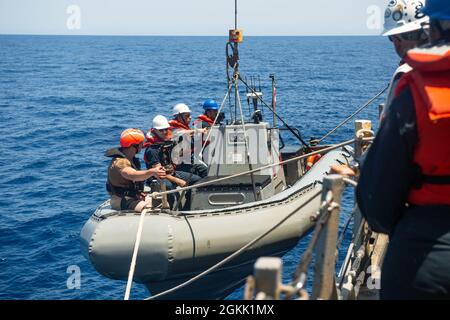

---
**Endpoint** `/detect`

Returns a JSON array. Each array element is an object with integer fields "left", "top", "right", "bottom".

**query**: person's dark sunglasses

[{"left": 389, "top": 30, "right": 425, "bottom": 42}]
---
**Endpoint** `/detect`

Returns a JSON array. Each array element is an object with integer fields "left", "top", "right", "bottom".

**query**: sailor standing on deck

[
  {"left": 105, "top": 128, "right": 166, "bottom": 212},
  {"left": 356, "top": 0, "right": 450, "bottom": 299},
  {"left": 382, "top": 0, "right": 430, "bottom": 111}
]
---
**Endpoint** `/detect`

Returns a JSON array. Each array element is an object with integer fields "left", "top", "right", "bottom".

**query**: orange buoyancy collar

[
  {"left": 395, "top": 44, "right": 450, "bottom": 206},
  {"left": 143, "top": 129, "right": 172, "bottom": 148},
  {"left": 194, "top": 114, "right": 214, "bottom": 126},
  {"left": 169, "top": 119, "right": 191, "bottom": 130}
]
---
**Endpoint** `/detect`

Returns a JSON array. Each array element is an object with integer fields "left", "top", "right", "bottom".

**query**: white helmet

[
  {"left": 383, "top": 0, "right": 429, "bottom": 37},
  {"left": 152, "top": 115, "right": 170, "bottom": 130},
  {"left": 172, "top": 103, "right": 191, "bottom": 115}
]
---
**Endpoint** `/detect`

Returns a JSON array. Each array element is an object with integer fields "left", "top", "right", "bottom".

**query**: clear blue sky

[{"left": 0, "top": 0, "right": 389, "bottom": 36}]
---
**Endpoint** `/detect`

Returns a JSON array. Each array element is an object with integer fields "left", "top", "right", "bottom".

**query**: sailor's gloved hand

[
  {"left": 330, "top": 164, "right": 356, "bottom": 177},
  {"left": 151, "top": 165, "right": 167, "bottom": 180},
  {"left": 194, "top": 128, "right": 208, "bottom": 134}
]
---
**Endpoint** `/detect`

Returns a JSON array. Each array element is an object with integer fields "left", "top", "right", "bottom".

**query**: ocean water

[{"left": 0, "top": 35, "right": 397, "bottom": 300}]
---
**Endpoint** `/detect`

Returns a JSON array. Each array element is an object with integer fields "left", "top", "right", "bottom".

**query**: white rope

[
  {"left": 198, "top": 82, "right": 234, "bottom": 157},
  {"left": 315, "top": 85, "right": 388, "bottom": 145},
  {"left": 124, "top": 208, "right": 148, "bottom": 300}
]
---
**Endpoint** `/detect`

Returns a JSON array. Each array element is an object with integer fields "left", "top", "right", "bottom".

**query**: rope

[
  {"left": 151, "top": 138, "right": 357, "bottom": 199},
  {"left": 314, "top": 85, "right": 388, "bottom": 145},
  {"left": 235, "top": 73, "right": 259, "bottom": 201},
  {"left": 124, "top": 208, "right": 149, "bottom": 300},
  {"left": 145, "top": 189, "right": 322, "bottom": 300},
  {"left": 238, "top": 75, "right": 311, "bottom": 149},
  {"left": 289, "top": 192, "right": 337, "bottom": 294},
  {"left": 336, "top": 206, "right": 356, "bottom": 252},
  {"left": 198, "top": 82, "right": 234, "bottom": 157}
]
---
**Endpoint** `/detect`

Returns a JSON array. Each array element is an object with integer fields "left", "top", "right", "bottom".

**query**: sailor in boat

[
  {"left": 356, "top": 0, "right": 450, "bottom": 299},
  {"left": 382, "top": 0, "right": 430, "bottom": 113},
  {"left": 194, "top": 99, "right": 222, "bottom": 128},
  {"left": 105, "top": 128, "right": 167, "bottom": 212},
  {"left": 144, "top": 115, "right": 202, "bottom": 209},
  {"left": 169, "top": 103, "right": 208, "bottom": 178}
]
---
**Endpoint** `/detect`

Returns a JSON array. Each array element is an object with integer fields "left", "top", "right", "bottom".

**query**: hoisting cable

[
  {"left": 145, "top": 188, "right": 322, "bottom": 300},
  {"left": 198, "top": 81, "right": 234, "bottom": 158},
  {"left": 234, "top": 72, "right": 259, "bottom": 201},
  {"left": 238, "top": 75, "right": 311, "bottom": 150},
  {"left": 313, "top": 84, "right": 388, "bottom": 145}
]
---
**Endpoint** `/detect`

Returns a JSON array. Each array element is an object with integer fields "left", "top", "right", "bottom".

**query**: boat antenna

[{"left": 235, "top": 0, "right": 238, "bottom": 30}]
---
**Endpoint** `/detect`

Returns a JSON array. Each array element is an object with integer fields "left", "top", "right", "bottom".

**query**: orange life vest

[
  {"left": 169, "top": 119, "right": 191, "bottom": 131},
  {"left": 143, "top": 129, "right": 172, "bottom": 148},
  {"left": 305, "top": 154, "right": 322, "bottom": 172},
  {"left": 395, "top": 44, "right": 450, "bottom": 206},
  {"left": 193, "top": 114, "right": 214, "bottom": 127}
]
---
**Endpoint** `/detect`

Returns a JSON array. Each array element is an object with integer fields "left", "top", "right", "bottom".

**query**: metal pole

[
  {"left": 354, "top": 120, "right": 372, "bottom": 159},
  {"left": 353, "top": 119, "right": 373, "bottom": 256},
  {"left": 312, "top": 175, "right": 344, "bottom": 300},
  {"left": 254, "top": 257, "right": 282, "bottom": 300},
  {"left": 270, "top": 74, "right": 276, "bottom": 127},
  {"left": 235, "top": 77, "right": 259, "bottom": 202},
  {"left": 160, "top": 182, "right": 170, "bottom": 209},
  {"left": 235, "top": 0, "right": 238, "bottom": 29}
]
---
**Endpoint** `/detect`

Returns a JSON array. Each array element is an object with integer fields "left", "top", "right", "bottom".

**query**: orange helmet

[{"left": 120, "top": 128, "right": 145, "bottom": 148}]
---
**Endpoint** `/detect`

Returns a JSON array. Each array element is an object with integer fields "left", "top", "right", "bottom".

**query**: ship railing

[{"left": 243, "top": 119, "right": 388, "bottom": 300}]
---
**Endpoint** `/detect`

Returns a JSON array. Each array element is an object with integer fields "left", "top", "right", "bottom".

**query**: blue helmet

[
  {"left": 203, "top": 99, "right": 219, "bottom": 110},
  {"left": 422, "top": 0, "right": 450, "bottom": 20}
]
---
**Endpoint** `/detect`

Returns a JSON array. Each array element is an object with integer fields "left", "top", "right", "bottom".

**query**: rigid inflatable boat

[
  {"left": 80, "top": 15, "right": 354, "bottom": 298},
  {"left": 80, "top": 137, "right": 352, "bottom": 299}
]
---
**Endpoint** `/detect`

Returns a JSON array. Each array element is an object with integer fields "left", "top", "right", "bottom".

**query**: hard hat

[
  {"left": 203, "top": 99, "right": 219, "bottom": 110},
  {"left": 120, "top": 128, "right": 145, "bottom": 148},
  {"left": 172, "top": 103, "right": 191, "bottom": 115},
  {"left": 421, "top": 0, "right": 450, "bottom": 21},
  {"left": 152, "top": 115, "right": 170, "bottom": 130},
  {"left": 383, "top": 0, "right": 429, "bottom": 37}
]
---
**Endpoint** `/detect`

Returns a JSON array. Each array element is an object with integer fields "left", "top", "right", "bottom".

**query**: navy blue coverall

[{"left": 356, "top": 88, "right": 450, "bottom": 299}]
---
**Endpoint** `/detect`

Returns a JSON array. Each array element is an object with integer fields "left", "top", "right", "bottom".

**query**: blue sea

[{"left": 0, "top": 35, "right": 397, "bottom": 300}]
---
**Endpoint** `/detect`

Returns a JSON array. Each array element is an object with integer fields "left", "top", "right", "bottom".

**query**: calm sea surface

[{"left": 0, "top": 35, "right": 397, "bottom": 299}]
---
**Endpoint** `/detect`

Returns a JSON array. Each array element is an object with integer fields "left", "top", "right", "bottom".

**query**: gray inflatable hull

[{"left": 80, "top": 148, "right": 352, "bottom": 299}]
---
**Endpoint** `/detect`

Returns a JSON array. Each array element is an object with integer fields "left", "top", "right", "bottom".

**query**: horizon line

[{"left": 0, "top": 33, "right": 380, "bottom": 37}]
